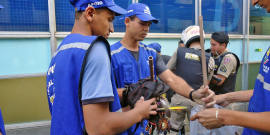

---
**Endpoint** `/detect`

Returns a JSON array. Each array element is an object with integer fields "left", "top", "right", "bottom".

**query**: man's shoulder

[
  {"left": 110, "top": 41, "right": 122, "bottom": 50},
  {"left": 222, "top": 53, "right": 237, "bottom": 62}
]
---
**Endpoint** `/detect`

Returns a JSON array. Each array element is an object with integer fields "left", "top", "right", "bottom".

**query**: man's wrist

[{"left": 189, "top": 90, "right": 196, "bottom": 101}]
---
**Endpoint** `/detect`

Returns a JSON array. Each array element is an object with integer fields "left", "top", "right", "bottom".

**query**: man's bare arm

[
  {"left": 83, "top": 97, "right": 157, "bottom": 135},
  {"left": 215, "top": 90, "right": 254, "bottom": 107},
  {"left": 158, "top": 69, "right": 215, "bottom": 107},
  {"left": 117, "top": 88, "right": 124, "bottom": 100},
  {"left": 191, "top": 108, "right": 270, "bottom": 133},
  {"left": 158, "top": 69, "right": 193, "bottom": 98}
]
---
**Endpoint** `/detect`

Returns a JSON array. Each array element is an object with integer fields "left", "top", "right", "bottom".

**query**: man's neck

[
  {"left": 71, "top": 20, "right": 92, "bottom": 36},
  {"left": 120, "top": 34, "right": 140, "bottom": 51},
  {"left": 189, "top": 44, "right": 201, "bottom": 49}
]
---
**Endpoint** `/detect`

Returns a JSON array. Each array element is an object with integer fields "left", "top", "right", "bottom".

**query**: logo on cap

[
  {"left": 88, "top": 1, "right": 103, "bottom": 6},
  {"left": 144, "top": 6, "right": 151, "bottom": 15}
]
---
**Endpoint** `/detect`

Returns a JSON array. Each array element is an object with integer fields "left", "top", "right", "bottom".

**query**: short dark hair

[
  {"left": 219, "top": 42, "right": 228, "bottom": 47},
  {"left": 75, "top": 7, "right": 108, "bottom": 20},
  {"left": 129, "top": 15, "right": 137, "bottom": 21},
  {"left": 75, "top": 11, "right": 83, "bottom": 19}
]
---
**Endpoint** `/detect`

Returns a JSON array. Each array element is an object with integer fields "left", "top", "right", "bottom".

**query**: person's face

[
  {"left": 91, "top": 8, "right": 115, "bottom": 39},
  {"left": 252, "top": 0, "right": 270, "bottom": 13},
  {"left": 127, "top": 17, "right": 152, "bottom": 41},
  {"left": 210, "top": 39, "right": 224, "bottom": 55}
]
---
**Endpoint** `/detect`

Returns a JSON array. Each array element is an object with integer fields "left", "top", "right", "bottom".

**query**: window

[
  {"left": 202, "top": 0, "right": 243, "bottom": 34},
  {"left": 55, "top": 0, "right": 75, "bottom": 32},
  {"left": 0, "top": 0, "right": 49, "bottom": 31},
  {"left": 139, "top": 0, "right": 195, "bottom": 33},
  {"left": 55, "top": 0, "right": 132, "bottom": 32},
  {"left": 250, "top": 4, "right": 270, "bottom": 35}
]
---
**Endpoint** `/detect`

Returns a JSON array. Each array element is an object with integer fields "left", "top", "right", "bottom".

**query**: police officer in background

[
  {"left": 209, "top": 32, "right": 240, "bottom": 95},
  {"left": 178, "top": 39, "right": 185, "bottom": 48},
  {"left": 167, "top": 26, "right": 215, "bottom": 135}
]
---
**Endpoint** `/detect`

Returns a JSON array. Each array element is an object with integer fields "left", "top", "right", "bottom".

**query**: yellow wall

[{"left": 0, "top": 76, "right": 51, "bottom": 124}]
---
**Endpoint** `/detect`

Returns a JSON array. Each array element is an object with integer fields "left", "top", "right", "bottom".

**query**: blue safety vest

[
  {"left": 242, "top": 46, "right": 270, "bottom": 135},
  {"left": 111, "top": 41, "right": 157, "bottom": 88},
  {"left": 46, "top": 34, "right": 126, "bottom": 135},
  {"left": 0, "top": 109, "right": 5, "bottom": 135},
  {"left": 111, "top": 41, "right": 157, "bottom": 135}
]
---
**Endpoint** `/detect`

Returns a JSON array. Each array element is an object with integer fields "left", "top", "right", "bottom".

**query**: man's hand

[
  {"left": 190, "top": 108, "right": 223, "bottom": 129},
  {"left": 215, "top": 94, "right": 231, "bottom": 107},
  {"left": 134, "top": 97, "right": 157, "bottom": 119},
  {"left": 193, "top": 86, "right": 216, "bottom": 108}
]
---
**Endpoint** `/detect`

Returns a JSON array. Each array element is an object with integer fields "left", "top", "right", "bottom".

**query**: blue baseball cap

[
  {"left": 123, "top": 3, "right": 158, "bottom": 23},
  {"left": 0, "top": 5, "right": 3, "bottom": 9},
  {"left": 148, "top": 42, "right": 161, "bottom": 52},
  {"left": 69, "top": 0, "right": 127, "bottom": 16}
]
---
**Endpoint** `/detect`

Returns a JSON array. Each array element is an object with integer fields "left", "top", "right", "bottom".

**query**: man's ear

[
  {"left": 124, "top": 17, "right": 130, "bottom": 27},
  {"left": 222, "top": 43, "right": 226, "bottom": 49},
  {"left": 85, "top": 6, "right": 95, "bottom": 22}
]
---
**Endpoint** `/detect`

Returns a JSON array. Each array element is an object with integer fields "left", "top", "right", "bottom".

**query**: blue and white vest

[
  {"left": 111, "top": 41, "right": 157, "bottom": 135},
  {"left": 46, "top": 34, "right": 126, "bottom": 135},
  {"left": 111, "top": 41, "right": 157, "bottom": 88},
  {"left": 242, "top": 47, "right": 270, "bottom": 135}
]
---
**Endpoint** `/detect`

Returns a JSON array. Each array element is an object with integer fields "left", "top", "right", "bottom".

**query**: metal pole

[
  {"left": 242, "top": 0, "right": 250, "bottom": 91},
  {"left": 199, "top": 0, "right": 202, "bottom": 16},
  {"left": 48, "top": 0, "right": 57, "bottom": 58},
  {"left": 195, "top": 0, "right": 199, "bottom": 25}
]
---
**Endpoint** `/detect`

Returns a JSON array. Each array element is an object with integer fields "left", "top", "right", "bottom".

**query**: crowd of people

[{"left": 2, "top": 0, "right": 270, "bottom": 135}]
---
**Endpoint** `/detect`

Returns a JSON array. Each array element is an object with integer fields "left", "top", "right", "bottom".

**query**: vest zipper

[{"left": 137, "top": 62, "right": 141, "bottom": 79}]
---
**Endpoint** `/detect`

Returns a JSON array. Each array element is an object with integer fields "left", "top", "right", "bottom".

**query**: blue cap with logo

[
  {"left": 69, "top": 0, "right": 127, "bottom": 16},
  {"left": 0, "top": 5, "right": 3, "bottom": 9},
  {"left": 124, "top": 3, "right": 158, "bottom": 23},
  {"left": 148, "top": 42, "right": 161, "bottom": 52}
]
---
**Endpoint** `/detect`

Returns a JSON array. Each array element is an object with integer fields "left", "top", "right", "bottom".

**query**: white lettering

[
  {"left": 47, "top": 64, "right": 56, "bottom": 75},
  {"left": 263, "top": 65, "right": 269, "bottom": 73},
  {"left": 88, "top": 1, "right": 103, "bottom": 6},
  {"left": 144, "top": 6, "right": 151, "bottom": 15},
  {"left": 128, "top": 10, "right": 133, "bottom": 13}
]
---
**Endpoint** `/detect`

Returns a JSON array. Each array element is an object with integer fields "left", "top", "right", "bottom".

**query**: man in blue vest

[
  {"left": 190, "top": 0, "right": 270, "bottom": 134},
  {"left": 111, "top": 3, "right": 216, "bottom": 135},
  {"left": 46, "top": 0, "right": 158, "bottom": 134}
]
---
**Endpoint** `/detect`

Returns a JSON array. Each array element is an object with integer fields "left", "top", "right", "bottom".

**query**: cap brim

[
  {"left": 0, "top": 5, "right": 4, "bottom": 9},
  {"left": 136, "top": 14, "right": 158, "bottom": 24},
  {"left": 108, "top": 5, "right": 127, "bottom": 16}
]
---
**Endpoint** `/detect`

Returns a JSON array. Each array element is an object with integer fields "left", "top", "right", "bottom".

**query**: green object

[{"left": 255, "top": 48, "right": 262, "bottom": 52}]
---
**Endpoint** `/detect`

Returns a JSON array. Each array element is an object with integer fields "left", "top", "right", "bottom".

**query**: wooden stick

[
  {"left": 199, "top": 16, "right": 208, "bottom": 88},
  {"left": 149, "top": 56, "right": 154, "bottom": 82}
]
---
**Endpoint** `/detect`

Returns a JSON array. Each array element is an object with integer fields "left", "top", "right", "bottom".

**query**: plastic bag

[{"left": 190, "top": 104, "right": 239, "bottom": 135}]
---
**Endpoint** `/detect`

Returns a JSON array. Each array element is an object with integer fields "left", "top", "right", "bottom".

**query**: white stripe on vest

[
  {"left": 53, "top": 42, "right": 91, "bottom": 57},
  {"left": 111, "top": 46, "right": 125, "bottom": 56},
  {"left": 111, "top": 44, "right": 156, "bottom": 56},
  {"left": 257, "top": 73, "right": 270, "bottom": 91}
]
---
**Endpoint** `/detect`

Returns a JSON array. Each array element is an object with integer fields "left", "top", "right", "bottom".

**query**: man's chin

[{"left": 267, "top": 7, "right": 270, "bottom": 13}]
